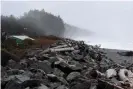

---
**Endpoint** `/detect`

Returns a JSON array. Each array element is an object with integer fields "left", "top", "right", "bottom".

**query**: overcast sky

[{"left": 1, "top": 1, "right": 133, "bottom": 50}]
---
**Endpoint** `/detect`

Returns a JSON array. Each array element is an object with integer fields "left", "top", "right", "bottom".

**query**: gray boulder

[{"left": 66, "top": 72, "right": 80, "bottom": 81}]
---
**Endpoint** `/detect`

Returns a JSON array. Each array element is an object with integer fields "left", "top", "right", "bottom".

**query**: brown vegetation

[
  {"left": 31, "top": 36, "right": 61, "bottom": 48},
  {"left": 1, "top": 36, "right": 60, "bottom": 58}
]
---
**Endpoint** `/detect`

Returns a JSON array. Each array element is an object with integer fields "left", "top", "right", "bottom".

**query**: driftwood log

[
  {"left": 39, "top": 47, "right": 74, "bottom": 55},
  {"left": 118, "top": 69, "right": 129, "bottom": 82},
  {"left": 51, "top": 44, "right": 68, "bottom": 49},
  {"left": 50, "top": 47, "right": 74, "bottom": 52}
]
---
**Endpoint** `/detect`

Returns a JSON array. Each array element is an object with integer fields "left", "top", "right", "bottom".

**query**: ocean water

[{"left": 71, "top": 33, "right": 133, "bottom": 51}]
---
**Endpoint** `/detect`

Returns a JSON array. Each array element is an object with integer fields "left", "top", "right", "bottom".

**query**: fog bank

[{"left": 74, "top": 32, "right": 133, "bottom": 51}]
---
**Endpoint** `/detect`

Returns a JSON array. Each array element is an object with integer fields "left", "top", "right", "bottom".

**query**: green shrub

[
  {"left": 23, "top": 39, "right": 35, "bottom": 48},
  {"left": 2, "top": 38, "right": 16, "bottom": 51}
]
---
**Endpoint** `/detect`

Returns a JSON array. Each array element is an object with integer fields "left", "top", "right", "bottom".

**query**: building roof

[{"left": 9, "top": 35, "right": 34, "bottom": 40}]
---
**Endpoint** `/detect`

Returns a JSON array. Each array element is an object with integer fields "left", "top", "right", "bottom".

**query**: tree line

[{"left": 1, "top": 9, "right": 65, "bottom": 37}]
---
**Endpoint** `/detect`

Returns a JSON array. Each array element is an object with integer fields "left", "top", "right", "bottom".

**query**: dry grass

[
  {"left": 31, "top": 36, "right": 60, "bottom": 48},
  {"left": 2, "top": 36, "right": 60, "bottom": 58}
]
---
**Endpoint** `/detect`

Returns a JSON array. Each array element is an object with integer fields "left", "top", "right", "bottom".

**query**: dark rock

[
  {"left": 1, "top": 66, "right": 8, "bottom": 81},
  {"left": 53, "top": 68, "right": 65, "bottom": 77},
  {"left": 97, "top": 79, "right": 121, "bottom": 89},
  {"left": 118, "top": 51, "right": 133, "bottom": 56},
  {"left": 38, "top": 54, "right": 49, "bottom": 61},
  {"left": 72, "top": 50, "right": 80, "bottom": 54},
  {"left": 1, "top": 49, "right": 20, "bottom": 67},
  {"left": 66, "top": 72, "right": 80, "bottom": 81},
  {"left": 4, "top": 73, "right": 30, "bottom": 84},
  {"left": 26, "top": 59, "right": 37, "bottom": 67},
  {"left": 7, "top": 69, "right": 24, "bottom": 75},
  {"left": 47, "top": 74, "right": 68, "bottom": 85},
  {"left": 54, "top": 61, "right": 73, "bottom": 74},
  {"left": 1, "top": 80, "right": 8, "bottom": 89},
  {"left": 37, "top": 69, "right": 46, "bottom": 74},
  {"left": 57, "top": 77, "right": 69, "bottom": 85},
  {"left": 4, "top": 80, "right": 21, "bottom": 89},
  {"left": 72, "top": 54, "right": 84, "bottom": 61},
  {"left": 68, "top": 61, "right": 83, "bottom": 71},
  {"left": 47, "top": 74, "right": 58, "bottom": 82},
  {"left": 29, "top": 57, "right": 37, "bottom": 61},
  {"left": 29, "top": 68, "right": 46, "bottom": 78},
  {"left": 7, "top": 59, "right": 17, "bottom": 68},
  {"left": 33, "top": 72, "right": 44, "bottom": 79},
  {"left": 31, "top": 61, "right": 53, "bottom": 74},
  {"left": 89, "top": 69, "right": 102, "bottom": 78},
  {"left": 54, "top": 61, "right": 82, "bottom": 74},
  {"left": 21, "top": 79, "right": 42, "bottom": 88},
  {"left": 19, "top": 60, "right": 28, "bottom": 69},
  {"left": 29, "top": 68, "right": 38, "bottom": 73},
  {"left": 43, "top": 60, "right": 51, "bottom": 66},
  {"left": 30, "top": 69, "right": 46, "bottom": 80},
  {"left": 70, "top": 81, "right": 91, "bottom": 89},
  {"left": 2, "top": 38, "right": 128, "bottom": 89},
  {"left": 56, "top": 85, "right": 69, "bottom": 89},
  {"left": 26, "top": 49, "right": 42, "bottom": 58},
  {"left": 84, "top": 67, "right": 94, "bottom": 78},
  {"left": 48, "top": 57, "right": 58, "bottom": 64}
]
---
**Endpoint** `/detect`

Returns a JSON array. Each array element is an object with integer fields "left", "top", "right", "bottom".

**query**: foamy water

[
  {"left": 85, "top": 41, "right": 133, "bottom": 51},
  {"left": 71, "top": 33, "right": 133, "bottom": 51}
]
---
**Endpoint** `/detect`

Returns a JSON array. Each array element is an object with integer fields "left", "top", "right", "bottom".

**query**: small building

[{"left": 8, "top": 35, "right": 35, "bottom": 47}]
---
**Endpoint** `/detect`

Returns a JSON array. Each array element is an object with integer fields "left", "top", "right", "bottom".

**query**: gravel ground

[{"left": 103, "top": 48, "right": 133, "bottom": 64}]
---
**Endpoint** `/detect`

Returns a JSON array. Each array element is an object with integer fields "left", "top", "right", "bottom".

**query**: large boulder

[
  {"left": 57, "top": 77, "right": 68, "bottom": 85},
  {"left": 4, "top": 80, "right": 21, "bottom": 89},
  {"left": 70, "top": 81, "right": 91, "bottom": 89},
  {"left": 21, "top": 79, "right": 42, "bottom": 88},
  {"left": 66, "top": 72, "right": 81, "bottom": 81},
  {"left": 30, "top": 61, "right": 53, "bottom": 74},
  {"left": 54, "top": 61, "right": 83, "bottom": 74}
]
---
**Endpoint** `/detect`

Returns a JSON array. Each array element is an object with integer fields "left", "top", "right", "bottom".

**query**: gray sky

[{"left": 1, "top": 1, "right": 133, "bottom": 50}]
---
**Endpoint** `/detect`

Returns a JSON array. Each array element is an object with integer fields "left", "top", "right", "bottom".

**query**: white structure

[{"left": 9, "top": 35, "right": 34, "bottom": 40}]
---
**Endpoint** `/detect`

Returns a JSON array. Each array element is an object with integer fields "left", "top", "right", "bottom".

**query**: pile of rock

[{"left": 1, "top": 38, "right": 133, "bottom": 89}]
